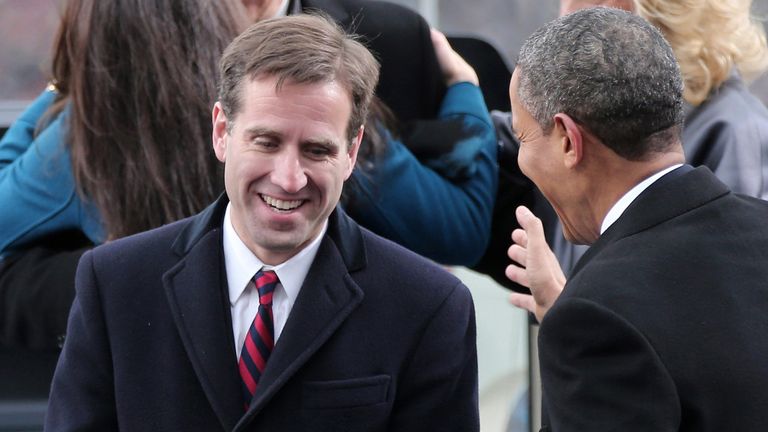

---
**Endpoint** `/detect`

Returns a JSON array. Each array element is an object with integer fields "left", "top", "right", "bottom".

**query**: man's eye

[
  {"left": 306, "top": 146, "right": 331, "bottom": 157},
  {"left": 254, "top": 139, "right": 278, "bottom": 148}
]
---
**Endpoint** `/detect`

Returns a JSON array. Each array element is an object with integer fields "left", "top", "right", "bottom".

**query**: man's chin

[{"left": 562, "top": 228, "right": 597, "bottom": 246}]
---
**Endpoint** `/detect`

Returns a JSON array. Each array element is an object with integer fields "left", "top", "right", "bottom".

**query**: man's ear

[
  {"left": 344, "top": 125, "right": 364, "bottom": 180},
  {"left": 554, "top": 113, "right": 583, "bottom": 169},
  {"left": 212, "top": 102, "right": 228, "bottom": 163}
]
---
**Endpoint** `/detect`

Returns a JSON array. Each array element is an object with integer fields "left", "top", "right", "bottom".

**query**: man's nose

[{"left": 270, "top": 150, "right": 308, "bottom": 193}]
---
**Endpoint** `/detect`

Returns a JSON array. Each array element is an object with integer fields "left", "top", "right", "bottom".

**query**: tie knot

[{"left": 253, "top": 270, "right": 278, "bottom": 306}]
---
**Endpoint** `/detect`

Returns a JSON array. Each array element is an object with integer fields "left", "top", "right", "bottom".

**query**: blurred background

[{"left": 2, "top": 1, "right": 767, "bottom": 431}]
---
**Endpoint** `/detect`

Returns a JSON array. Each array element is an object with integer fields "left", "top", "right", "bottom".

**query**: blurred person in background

[{"left": 0, "top": 0, "right": 249, "bottom": 349}]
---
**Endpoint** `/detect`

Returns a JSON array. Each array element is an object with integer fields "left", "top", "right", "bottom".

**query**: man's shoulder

[
  {"left": 88, "top": 216, "right": 194, "bottom": 265},
  {"left": 357, "top": 225, "right": 466, "bottom": 291},
  {"left": 567, "top": 188, "right": 768, "bottom": 296},
  {"left": 359, "top": 225, "right": 444, "bottom": 268}
]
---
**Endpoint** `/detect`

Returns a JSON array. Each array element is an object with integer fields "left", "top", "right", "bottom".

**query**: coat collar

[
  {"left": 165, "top": 194, "right": 367, "bottom": 430},
  {"left": 570, "top": 166, "right": 729, "bottom": 278}
]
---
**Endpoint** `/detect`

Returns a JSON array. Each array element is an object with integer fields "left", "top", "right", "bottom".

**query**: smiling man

[
  {"left": 505, "top": 7, "right": 768, "bottom": 431},
  {"left": 46, "top": 15, "right": 479, "bottom": 432}
]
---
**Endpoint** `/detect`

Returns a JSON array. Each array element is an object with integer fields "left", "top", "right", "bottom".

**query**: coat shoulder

[
  {"left": 357, "top": 226, "right": 470, "bottom": 305},
  {"left": 87, "top": 216, "right": 193, "bottom": 270}
]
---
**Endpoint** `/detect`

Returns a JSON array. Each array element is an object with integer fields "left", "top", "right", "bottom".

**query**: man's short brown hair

[{"left": 218, "top": 13, "right": 380, "bottom": 142}]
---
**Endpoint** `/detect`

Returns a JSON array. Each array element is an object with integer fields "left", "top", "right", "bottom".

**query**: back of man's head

[
  {"left": 516, "top": 7, "right": 684, "bottom": 160},
  {"left": 217, "top": 13, "right": 380, "bottom": 141}
]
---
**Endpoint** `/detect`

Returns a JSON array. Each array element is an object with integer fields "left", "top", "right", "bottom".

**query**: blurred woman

[
  {"left": 634, "top": 0, "right": 768, "bottom": 198},
  {"left": 0, "top": 0, "right": 248, "bottom": 348}
]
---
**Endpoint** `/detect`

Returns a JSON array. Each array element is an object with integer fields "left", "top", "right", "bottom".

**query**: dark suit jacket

[
  {"left": 45, "top": 196, "right": 479, "bottom": 431},
  {"left": 538, "top": 167, "right": 768, "bottom": 431},
  {"left": 301, "top": 0, "right": 445, "bottom": 124}
]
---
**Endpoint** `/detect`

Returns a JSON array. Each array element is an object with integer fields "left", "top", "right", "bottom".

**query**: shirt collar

[
  {"left": 223, "top": 203, "right": 327, "bottom": 305},
  {"left": 600, "top": 164, "right": 683, "bottom": 234}
]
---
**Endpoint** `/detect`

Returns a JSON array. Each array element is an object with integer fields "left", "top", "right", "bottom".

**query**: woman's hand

[{"left": 430, "top": 28, "right": 479, "bottom": 86}]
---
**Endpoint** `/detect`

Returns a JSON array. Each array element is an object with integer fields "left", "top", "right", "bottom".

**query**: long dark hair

[
  {"left": 341, "top": 96, "right": 394, "bottom": 206},
  {"left": 47, "top": 0, "right": 248, "bottom": 239}
]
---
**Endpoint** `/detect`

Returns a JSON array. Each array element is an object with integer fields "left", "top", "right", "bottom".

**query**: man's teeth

[{"left": 262, "top": 195, "right": 302, "bottom": 210}]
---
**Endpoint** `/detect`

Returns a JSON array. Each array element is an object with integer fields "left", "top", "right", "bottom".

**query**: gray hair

[
  {"left": 218, "top": 13, "right": 380, "bottom": 142},
  {"left": 516, "top": 7, "right": 684, "bottom": 160}
]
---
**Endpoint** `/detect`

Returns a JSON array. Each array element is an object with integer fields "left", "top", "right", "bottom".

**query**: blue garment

[
  {"left": 0, "top": 89, "right": 104, "bottom": 256},
  {"left": 346, "top": 82, "right": 498, "bottom": 266},
  {"left": 1, "top": 84, "right": 496, "bottom": 267}
]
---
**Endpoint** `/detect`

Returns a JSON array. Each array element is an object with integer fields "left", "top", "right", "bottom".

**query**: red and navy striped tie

[{"left": 238, "top": 270, "right": 278, "bottom": 409}]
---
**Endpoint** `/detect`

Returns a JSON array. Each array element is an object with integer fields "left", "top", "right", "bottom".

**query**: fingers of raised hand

[
  {"left": 508, "top": 292, "right": 536, "bottom": 315},
  {"left": 507, "top": 243, "right": 527, "bottom": 267},
  {"left": 505, "top": 263, "right": 529, "bottom": 288},
  {"left": 516, "top": 205, "right": 545, "bottom": 237},
  {"left": 511, "top": 227, "right": 528, "bottom": 249}
]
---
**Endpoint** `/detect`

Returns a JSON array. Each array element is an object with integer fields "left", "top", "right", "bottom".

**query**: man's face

[
  {"left": 509, "top": 70, "right": 589, "bottom": 243},
  {"left": 509, "top": 70, "right": 562, "bottom": 207},
  {"left": 559, "top": 0, "right": 634, "bottom": 16},
  {"left": 212, "top": 76, "right": 361, "bottom": 264}
]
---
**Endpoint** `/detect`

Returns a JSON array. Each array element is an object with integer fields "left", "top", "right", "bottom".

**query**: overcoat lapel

[
  {"left": 163, "top": 197, "right": 243, "bottom": 431},
  {"left": 235, "top": 209, "right": 366, "bottom": 430}
]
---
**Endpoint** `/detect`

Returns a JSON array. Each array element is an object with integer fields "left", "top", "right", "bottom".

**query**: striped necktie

[{"left": 238, "top": 270, "right": 278, "bottom": 409}]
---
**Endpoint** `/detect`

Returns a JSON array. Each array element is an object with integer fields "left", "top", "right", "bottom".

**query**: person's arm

[
  {"left": 388, "top": 282, "right": 479, "bottom": 431},
  {"left": 539, "top": 297, "right": 680, "bottom": 431},
  {"left": 419, "top": 29, "right": 484, "bottom": 180},
  {"left": 345, "top": 82, "right": 497, "bottom": 265},
  {"left": 0, "top": 89, "right": 56, "bottom": 171},
  {"left": 45, "top": 250, "right": 118, "bottom": 430},
  {"left": 344, "top": 33, "right": 497, "bottom": 265},
  {"left": 0, "top": 92, "right": 104, "bottom": 255}
]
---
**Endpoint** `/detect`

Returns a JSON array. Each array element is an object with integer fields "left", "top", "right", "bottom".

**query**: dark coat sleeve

[
  {"left": 388, "top": 281, "right": 479, "bottom": 431},
  {"left": 538, "top": 297, "right": 680, "bottom": 432}
]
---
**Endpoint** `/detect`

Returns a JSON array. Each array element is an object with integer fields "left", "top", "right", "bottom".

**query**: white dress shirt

[
  {"left": 223, "top": 204, "right": 326, "bottom": 359},
  {"left": 600, "top": 164, "right": 683, "bottom": 234}
]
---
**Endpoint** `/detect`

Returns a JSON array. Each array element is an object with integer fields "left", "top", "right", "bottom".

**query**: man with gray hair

[
  {"left": 506, "top": 7, "right": 768, "bottom": 431},
  {"left": 46, "top": 14, "right": 479, "bottom": 431}
]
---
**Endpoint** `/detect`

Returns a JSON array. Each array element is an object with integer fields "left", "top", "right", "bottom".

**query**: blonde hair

[{"left": 634, "top": 0, "right": 768, "bottom": 105}]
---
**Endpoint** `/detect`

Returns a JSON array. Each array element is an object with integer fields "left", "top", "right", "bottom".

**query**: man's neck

[{"left": 588, "top": 150, "right": 686, "bottom": 238}]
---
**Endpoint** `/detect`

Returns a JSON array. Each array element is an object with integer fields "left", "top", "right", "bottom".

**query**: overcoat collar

[
  {"left": 570, "top": 166, "right": 729, "bottom": 278},
  {"left": 164, "top": 194, "right": 367, "bottom": 430}
]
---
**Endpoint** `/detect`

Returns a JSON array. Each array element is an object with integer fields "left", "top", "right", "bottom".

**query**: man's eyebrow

[
  {"left": 243, "top": 126, "right": 281, "bottom": 138},
  {"left": 303, "top": 137, "right": 340, "bottom": 150}
]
